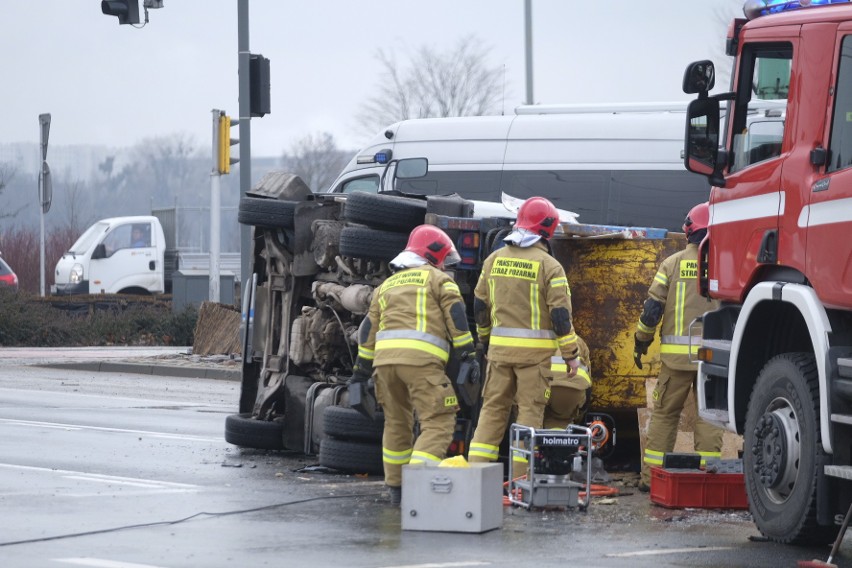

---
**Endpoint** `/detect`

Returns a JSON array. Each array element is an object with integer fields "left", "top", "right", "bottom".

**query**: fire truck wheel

[
  {"left": 224, "top": 413, "right": 285, "bottom": 450},
  {"left": 339, "top": 226, "right": 410, "bottom": 262},
  {"left": 319, "top": 437, "right": 384, "bottom": 475},
  {"left": 323, "top": 406, "right": 385, "bottom": 443},
  {"left": 343, "top": 191, "right": 427, "bottom": 232},
  {"left": 238, "top": 196, "right": 297, "bottom": 229},
  {"left": 743, "top": 352, "right": 836, "bottom": 545}
]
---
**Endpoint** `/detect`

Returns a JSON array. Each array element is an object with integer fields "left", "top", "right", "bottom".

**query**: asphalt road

[{"left": 0, "top": 348, "right": 848, "bottom": 568}]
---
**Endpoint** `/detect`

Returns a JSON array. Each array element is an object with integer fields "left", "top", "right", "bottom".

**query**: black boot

[{"left": 387, "top": 485, "right": 402, "bottom": 505}]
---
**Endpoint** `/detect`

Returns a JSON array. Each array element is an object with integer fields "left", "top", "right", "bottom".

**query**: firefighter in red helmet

[
  {"left": 633, "top": 202, "right": 725, "bottom": 492},
  {"left": 353, "top": 225, "right": 473, "bottom": 505},
  {"left": 468, "top": 196, "right": 579, "bottom": 476}
]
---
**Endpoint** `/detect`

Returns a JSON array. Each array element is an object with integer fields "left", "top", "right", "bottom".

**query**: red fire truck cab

[{"left": 682, "top": 0, "right": 852, "bottom": 546}]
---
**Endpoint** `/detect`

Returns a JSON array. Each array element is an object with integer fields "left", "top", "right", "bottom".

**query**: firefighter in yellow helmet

[
  {"left": 633, "top": 202, "right": 725, "bottom": 492},
  {"left": 468, "top": 197, "right": 579, "bottom": 476},
  {"left": 545, "top": 335, "right": 592, "bottom": 429},
  {"left": 353, "top": 225, "right": 473, "bottom": 505}
]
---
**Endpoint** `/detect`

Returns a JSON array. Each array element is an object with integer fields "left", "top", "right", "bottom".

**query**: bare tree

[
  {"left": 62, "top": 180, "right": 92, "bottom": 234},
  {"left": 0, "top": 163, "right": 26, "bottom": 221},
  {"left": 357, "top": 36, "right": 506, "bottom": 134},
  {"left": 282, "top": 132, "right": 352, "bottom": 193}
]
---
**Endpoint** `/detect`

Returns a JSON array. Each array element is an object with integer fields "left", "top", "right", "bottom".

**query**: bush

[{"left": 0, "top": 288, "right": 198, "bottom": 347}]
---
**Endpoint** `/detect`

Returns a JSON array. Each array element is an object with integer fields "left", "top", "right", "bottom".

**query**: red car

[{"left": 0, "top": 256, "right": 18, "bottom": 290}]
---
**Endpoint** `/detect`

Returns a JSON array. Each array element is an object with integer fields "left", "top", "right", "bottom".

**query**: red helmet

[
  {"left": 515, "top": 197, "right": 560, "bottom": 239},
  {"left": 683, "top": 202, "right": 710, "bottom": 237},
  {"left": 404, "top": 225, "right": 460, "bottom": 268}
]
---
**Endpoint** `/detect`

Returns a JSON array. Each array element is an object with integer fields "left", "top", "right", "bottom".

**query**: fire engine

[{"left": 683, "top": 0, "right": 852, "bottom": 545}]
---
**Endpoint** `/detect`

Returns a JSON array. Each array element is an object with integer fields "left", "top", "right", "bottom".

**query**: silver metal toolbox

[{"left": 401, "top": 463, "right": 503, "bottom": 533}]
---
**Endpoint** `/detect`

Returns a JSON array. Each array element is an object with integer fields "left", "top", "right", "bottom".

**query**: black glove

[
  {"left": 633, "top": 333, "right": 652, "bottom": 370},
  {"left": 349, "top": 363, "right": 371, "bottom": 385}
]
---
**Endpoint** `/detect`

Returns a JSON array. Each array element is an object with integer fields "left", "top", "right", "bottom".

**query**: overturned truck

[{"left": 226, "top": 159, "right": 684, "bottom": 474}]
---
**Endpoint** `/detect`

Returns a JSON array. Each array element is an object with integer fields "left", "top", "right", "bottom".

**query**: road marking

[
  {"left": 0, "top": 418, "right": 225, "bottom": 443},
  {"left": 378, "top": 563, "right": 491, "bottom": 568},
  {"left": 0, "top": 463, "right": 199, "bottom": 492},
  {"left": 54, "top": 558, "right": 168, "bottom": 568},
  {"left": 606, "top": 546, "right": 733, "bottom": 557}
]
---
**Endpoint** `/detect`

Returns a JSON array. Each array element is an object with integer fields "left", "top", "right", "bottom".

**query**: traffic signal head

[
  {"left": 101, "top": 0, "right": 141, "bottom": 25},
  {"left": 217, "top": 114, "right": 239, "bottom": 175}
]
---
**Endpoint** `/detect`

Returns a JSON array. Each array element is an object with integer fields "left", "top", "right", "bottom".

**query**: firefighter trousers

[
  {"left": 468, "top": 359, "right": 551, "bottom": 477},
  {"left": 373, "top": 362, "right": 458, "bottom": 488},
  {"left": 642, "top": 364, "right": 725, "bottom": 484},
  {"left": 543, "top": 385, "right": 587, "bottom": 429}
]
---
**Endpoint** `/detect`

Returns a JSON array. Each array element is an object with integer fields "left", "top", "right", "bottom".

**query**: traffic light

[
  {"left": 217, "top": 114, "right": 239, "bottom": 175},
  {"left": 101, "top": 0, "right": 140, "bottom": 25}
]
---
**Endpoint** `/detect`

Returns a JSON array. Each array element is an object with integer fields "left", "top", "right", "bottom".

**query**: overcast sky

[{"left": 2, "top": 0, "right": 742, "bottom": 159}]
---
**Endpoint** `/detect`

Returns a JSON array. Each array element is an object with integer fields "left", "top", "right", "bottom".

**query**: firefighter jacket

[
  {"left": 550, "top": 335, "right": 591, "bottom": 390},
  {"left": 474, "top": 241, "right": 578, "bottom": 364},
  {"left": 635, "top": 243, "right": 719, "bottom": 371},
  {"left": 357, "top": 265, "right": 473, "bottom": 368}
]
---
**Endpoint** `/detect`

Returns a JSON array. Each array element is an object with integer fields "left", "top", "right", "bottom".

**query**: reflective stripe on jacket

[
  {"left": 635, "top": 243, "right": 719, "bottom": 370},
  {"left": 475, "top": 242, "right": 577, "bottom": 364},
  {"left": 550, "top": 335, "right": 591, "bottom": 389},
  {"left": 360, "top": 265, "right": 472, "bottom": 367}
]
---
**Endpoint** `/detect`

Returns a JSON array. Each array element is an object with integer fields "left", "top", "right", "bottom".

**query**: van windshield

[{"left": 68, "top": 222, "right": 109, "bottom": 254}]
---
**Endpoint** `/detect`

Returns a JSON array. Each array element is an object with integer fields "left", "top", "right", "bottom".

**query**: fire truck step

[{"left": 825, "top": 465, "right": 852, "bottom": 481}]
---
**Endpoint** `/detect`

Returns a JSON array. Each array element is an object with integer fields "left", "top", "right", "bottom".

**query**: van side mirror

[
  {"left": 683, "top": 60, "right": 715, "bottom": 96},
  {"left": 92, "top": 244, "right": 106, "bottom": 259},
  {"left": 395, "top": 157, "right": 428, "bottom": 180}
]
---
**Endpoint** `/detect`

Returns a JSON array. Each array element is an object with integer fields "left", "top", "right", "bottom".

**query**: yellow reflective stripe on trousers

[
  {"left": 409, "top": 450, "right": 442, "bottom": 465},
  {"left": 697, "top": 451, "right": 721, "bottom": 466},
  {"left": 512, "top": 451, "right": 528, "bottom": 464},
  {"left": 469, "top": 442, "right": 499, "bottom": 461},
  {"left": 383, "top": 447, "right": 413, "bottom": 465},
  {"left": 675, "top": 281, "right": 685, "bottom": 336},
  {"left": 644, "top": 448, "right": 664, "bottom": 465},
  {"left": 530, "top": 282, "right": 540, "bottom": 330}
]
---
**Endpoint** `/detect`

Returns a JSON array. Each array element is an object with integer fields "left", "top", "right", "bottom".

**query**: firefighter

[
  {"left": 633, "top": 201, "right": 725, "bottom": 492},
  {"left": 544, "top": 335, "right": 592, "bottom": 429},
  {"left": 352, "top": 225, "right": 473, "bottom": 505},
  {"left": 468, "top": 196, "right": 579, "bottom": 476}
]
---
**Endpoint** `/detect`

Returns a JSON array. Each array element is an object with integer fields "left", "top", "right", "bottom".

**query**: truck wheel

[
  {"left": 339, "top": 226, "right": 409, "bottom": 262},
  {"left": 319, "top": 437, "right": 384, "bottom": 475},
  {"left": 224, "top": 413, "right": 285, "bottom": 450},
  {"left": 323, "top": 406, "right": 385, "bottom": 443},
  {"left": 343, "top": 191, "right": 426, "bottom": 232},
  {"left": 238, "top": 196, "right": 297, "bottom": 229},
  {"left": 743, "top": 353, "right": 836, "bottom": 545}
]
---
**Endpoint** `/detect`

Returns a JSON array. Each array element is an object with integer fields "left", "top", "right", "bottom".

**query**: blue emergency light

[
  {"left": 374, "top": 150, "right": 392, "bottom": 164},
  {"left": 744, "top": 0, "right": 850, "bottom": 19}
]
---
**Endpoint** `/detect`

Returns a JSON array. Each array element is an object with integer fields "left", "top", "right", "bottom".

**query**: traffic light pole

[
  {"left": 210, "top": 110, "right": 222, "bottom": 303},
  {"left": 237, "top": 0, "right": 251, "bottom": 291}
]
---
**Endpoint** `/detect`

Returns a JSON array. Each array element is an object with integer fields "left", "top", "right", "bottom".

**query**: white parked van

[
  {"left": 53, "top": 215, "right": 166, "bottom": 295},
  {"left": 326, "top": 103, "right": 709, "bottom": 231}
]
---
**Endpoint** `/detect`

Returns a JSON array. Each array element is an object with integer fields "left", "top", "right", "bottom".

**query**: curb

[{"left": 39, "top": 361, "right": 241, "bottom": 381}]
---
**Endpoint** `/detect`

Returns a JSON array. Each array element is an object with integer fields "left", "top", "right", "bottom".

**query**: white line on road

[
  {"left": 606, "top": 546, "right": 733, "bottom": 557},
  {"left": 0, "top": 463, "right": 199, "bottom": 490},
  {"left": 54, "top": 558, "right": 169, "bottom": 568},
  {"left": 378, "top": 563, "right": 491, "bottom": 568},
  {"left": 0, "top": 418, "right": 225, "bottom": 443}
]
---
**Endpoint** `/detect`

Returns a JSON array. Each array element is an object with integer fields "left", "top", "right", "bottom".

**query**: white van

[
  {"left": 52, "top": 215, "right": 167, "bottom": 295},
  {"left": 326, "top": 103, "right": 709, "bottom": 231}
]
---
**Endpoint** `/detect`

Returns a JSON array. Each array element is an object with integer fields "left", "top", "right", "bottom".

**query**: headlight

[{"left": 70, "top": 263, "right": 84, "bottom": 284}]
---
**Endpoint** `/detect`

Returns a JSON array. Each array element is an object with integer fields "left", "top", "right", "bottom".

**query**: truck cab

[
  {"left": 681, "top": 0, "right": 852, "bottom": 546},
  {"left": 53, "top": 215, "right": 166, "bottom": 295}
]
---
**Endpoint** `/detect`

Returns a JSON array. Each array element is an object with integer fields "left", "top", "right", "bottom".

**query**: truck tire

[
  {"left": 743, "top": 353, "right": 836, "bottom": 545},
  {"left": 339, "top": 226, "right": 409, "bottom": 262},
  {"left": 323, "top": 406, "right": 384, "bottom": 443},
  {"left": 319, "top": 437, "right": 384, "bottom": 475},
  {"left": 224, "top": 413, "right": 285, "bottom": 450},
  {"left": 238, "top": 196, "right": 297, "bottom": 229},
  {"left": 343, "top": 192, "right": 426, "bottom": 232}
]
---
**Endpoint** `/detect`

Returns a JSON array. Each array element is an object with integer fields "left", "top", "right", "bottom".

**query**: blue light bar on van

[
  {"left": 744, "top": 0, "right": 850, "bottom": 20},
  {"left": 374, "top": 149, "right": 393, "bottom": 164}
]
